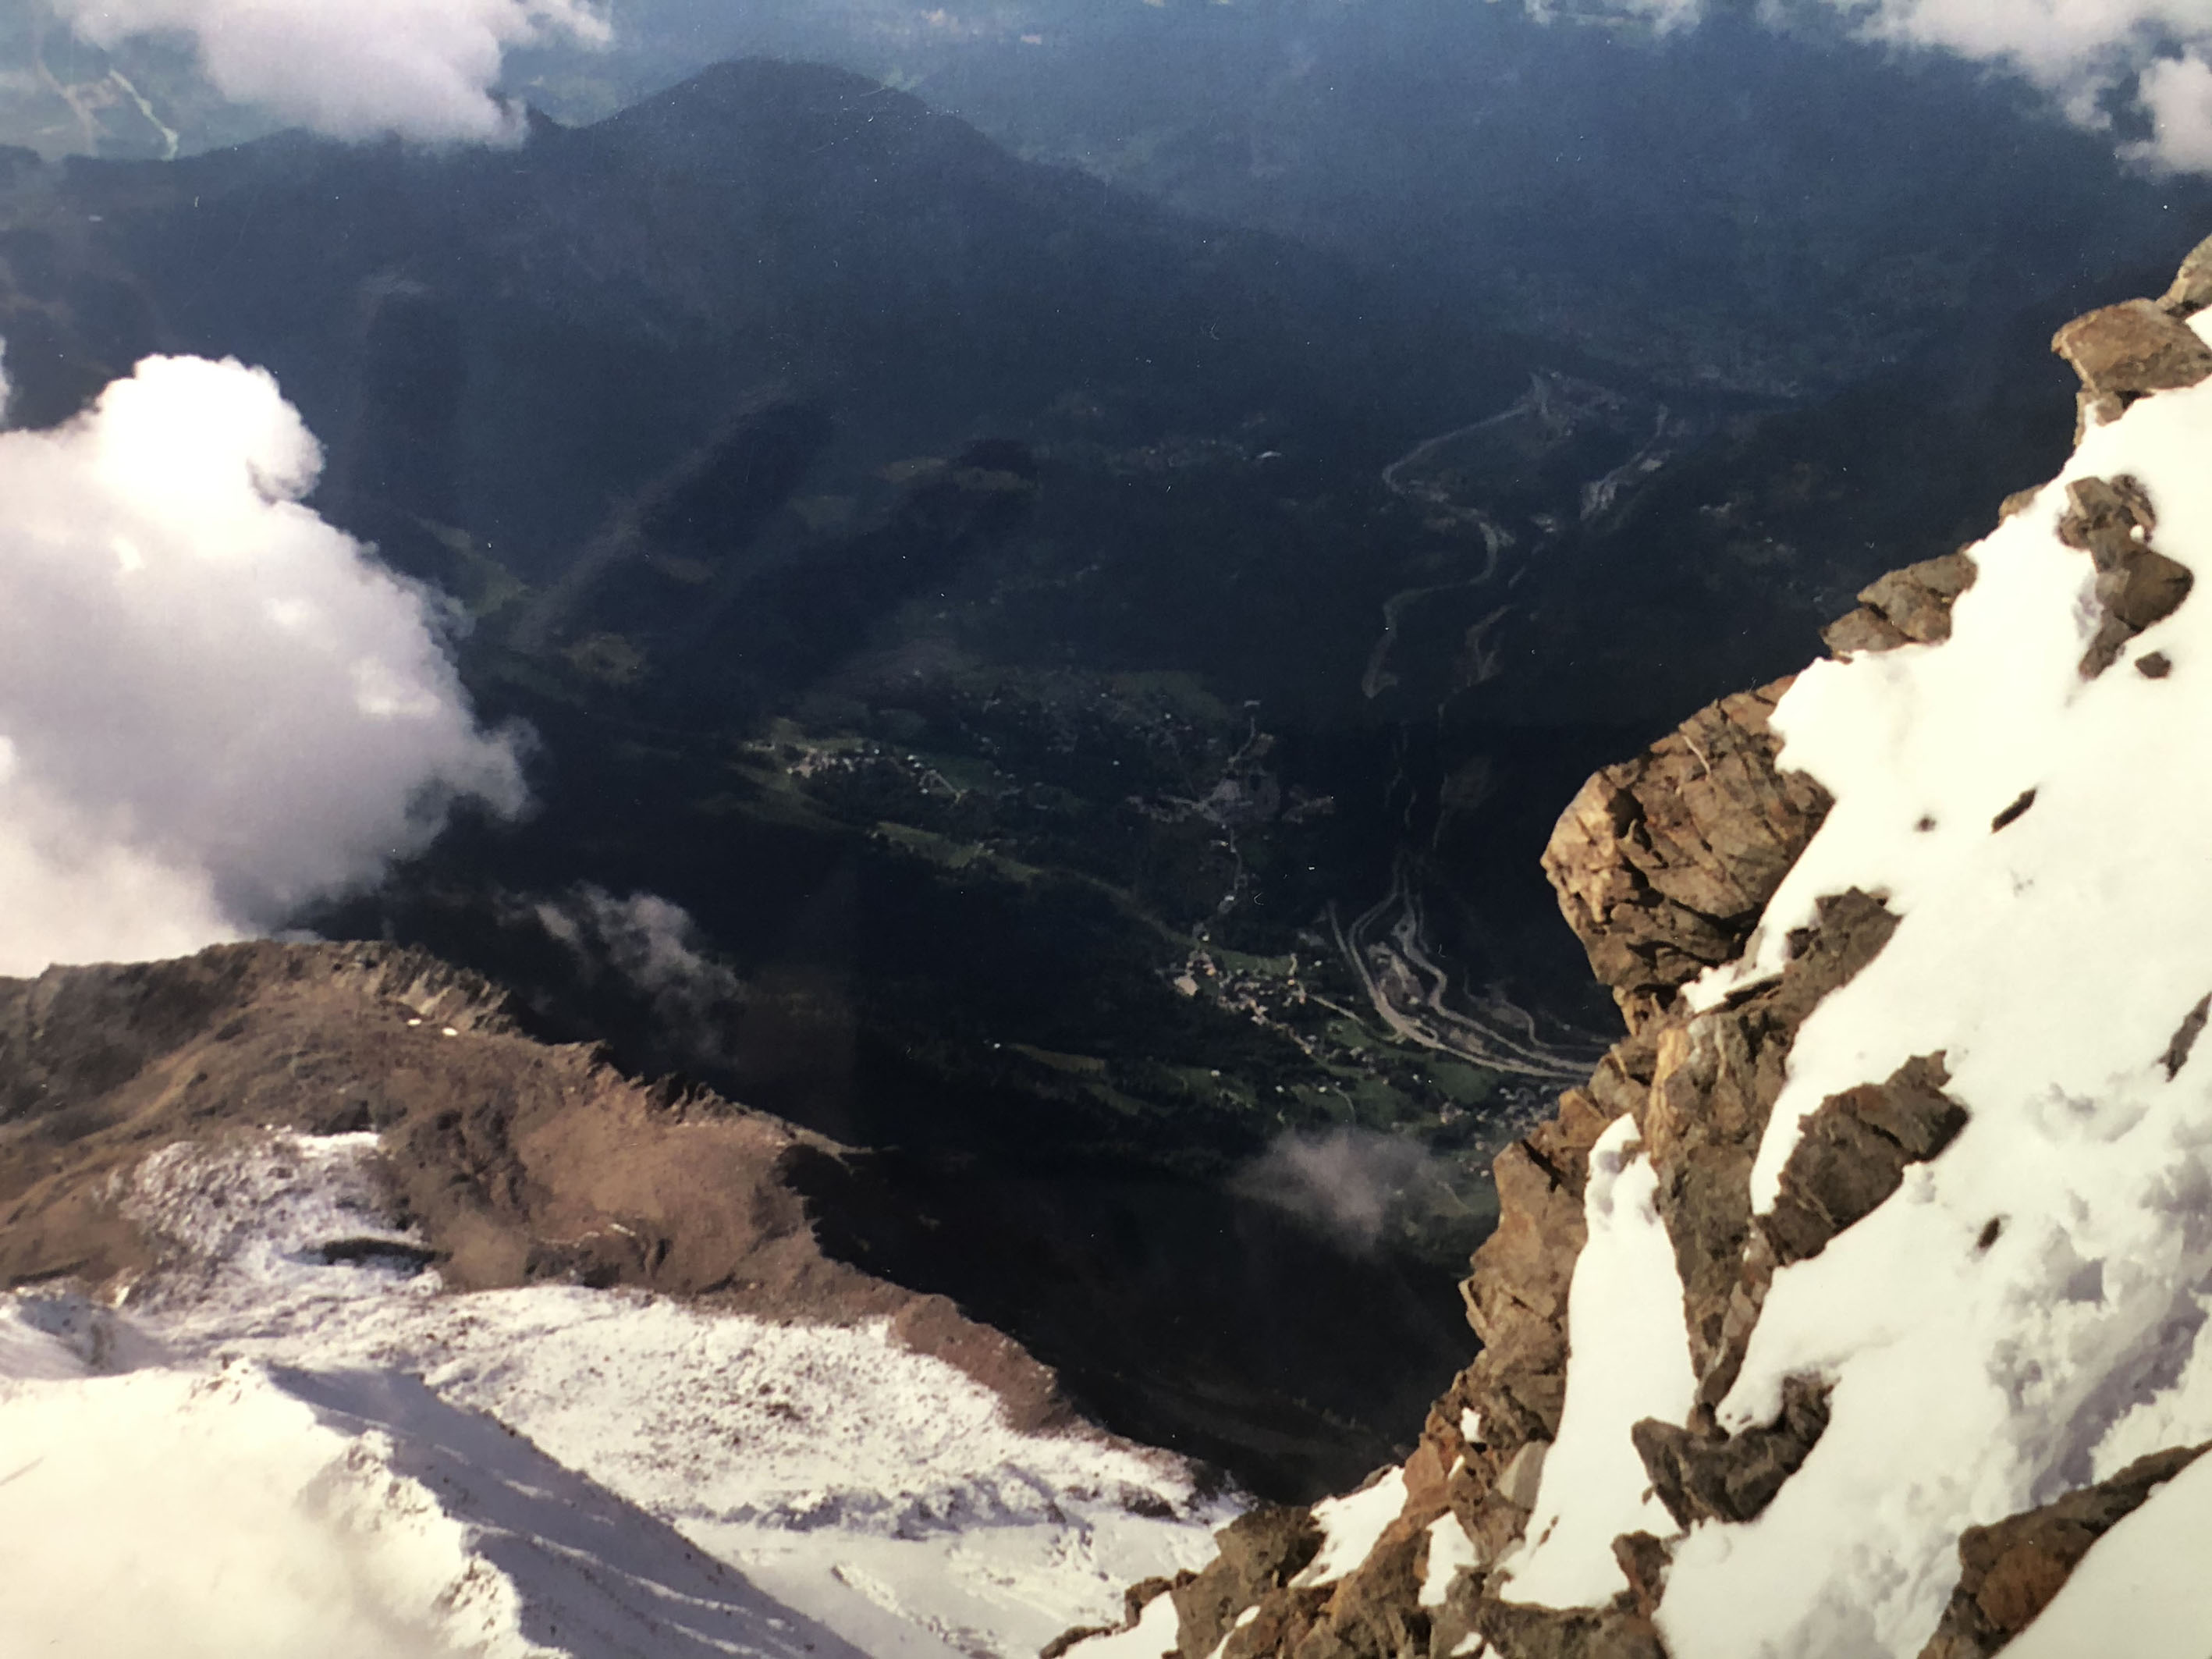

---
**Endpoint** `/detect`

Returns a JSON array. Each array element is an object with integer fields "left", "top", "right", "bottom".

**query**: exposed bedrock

[
  {"left": 1631, "top": 1374, "right": 1833, "bottom": 1532},
  {"left": 1543, "top": 680, "right": 1832, "bottom": 1035},
  {"left": 2052, "top": 294, "right": 2212, "bottom": 439},
  {"left": 2055, "top": 472, "right": 2196, "bottom": 677}
]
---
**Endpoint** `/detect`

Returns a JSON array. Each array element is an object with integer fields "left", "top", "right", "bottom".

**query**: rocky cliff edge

[{"left": 1061, "top": 234, "right": 2212, "bottom": 1659}]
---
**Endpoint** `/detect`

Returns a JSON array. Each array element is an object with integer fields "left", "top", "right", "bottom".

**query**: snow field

[
  {"left": 1493, "top": 1115, "right": 1695, "bottom": 1610},
  {"left": 1, "top": 1130, "right": 1234, "bottom": 1659},
  {"left": 0, "top": 1356, "right": 547, "bottom": 1659}
]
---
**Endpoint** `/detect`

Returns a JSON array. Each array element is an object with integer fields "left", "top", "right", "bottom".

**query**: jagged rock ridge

[
  {"left": 1063, "top": 235, "right": 2212, "bottom": 1659},
  {"left": 0, "top": 938, "right": 1067, "bottom": 1429}
]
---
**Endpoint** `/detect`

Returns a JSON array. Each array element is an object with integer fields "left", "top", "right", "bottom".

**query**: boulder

[
  {"left": 1821, "top": 549, "right": 1979, "bottom": 657},
  {"left": 1631, "top": 1375, "right": 1833, "bottom": 1529},
  {"left": 2056, "top": 474, "right": 2194, "bottom": 677},
  {"left": 2052, "top": 298, "right": 2212, "bottom": 399}
]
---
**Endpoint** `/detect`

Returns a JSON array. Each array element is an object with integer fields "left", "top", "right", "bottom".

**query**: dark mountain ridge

[{"left": 1, "top": 57, "right": 1565, "bottom": 584}]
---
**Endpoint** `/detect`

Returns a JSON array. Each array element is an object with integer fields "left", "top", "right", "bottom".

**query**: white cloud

[
  {"left": 1815, "top": 0, "right": 2212, "bottom": 171},
  {"left": 2132, "top": 49, "right": 2212, "bottom": 173},
  {"left": 0, "top": 347, "right": 526, "bottom": 976},
  {"left": 1516, "top": 0, "right": 2212, "bottom": 174},
  {"left": 51, "top": 0, "right": 610, "bottom": 144}
]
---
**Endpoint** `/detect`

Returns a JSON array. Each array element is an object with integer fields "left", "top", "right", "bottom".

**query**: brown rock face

[
  {"left": 1543, "top": 680, "right": 1832, "bottom": 1032},
  {"left": 1916, "top": 1444, "right": 2211, "bottom": 1659},
  {"left": 1467, "top": 1601, "right": 1667, "bottom": 1659},
  {"left": 1820, "top": 550, "right": 1979, "bottom": 658},
  {"left": 1631, "top": 1374, "right": 1832, "bottom": 1530},
  {"left": 1460, "top": 1064, "right": 1649, "bottom": 1450},
  {"left": 0, "top": 940, "right": 1072, "bottom": 1432},
  {"left": 1170, "top": 1507, "right": 1324, "bottom": 1659},
  {"left": 1642, "top": 889, "right": 1898, "bottom": 1405},
  {"left": 2056, "top": 474, "right": 2194, "bottom": 677},
  {"left": 2051, "top": 298, "right": 2212, "bottom": 439},
  {"left": 1760, "top": 1053, "right": 1967, "bottom": 1270}
]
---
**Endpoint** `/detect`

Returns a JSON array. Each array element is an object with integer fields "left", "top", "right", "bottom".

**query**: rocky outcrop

[
  {"left": 1916, "top": 1444, "right": 2211, "bottom": 1659},
  {"left": 1465, "top": 1602, "right": 1667, "bottom": 1659},
  {"left": 0, "top": 940, "right": 1073, "bottom": 1431},
  {"left": 1640, "top": 887, "right": 1896, "bottom": 1406},
  {"left": 2159, "top": 233, "right": 2212, "bottom": 318},
  {"left": 2056, "top": 472, "right": 2194, "bottom": 677},
  {"left": 2051, "top": 295, "right": 2212, "bottom": 438},
  {"left": 1170, "top": 1508, "right": 1326, "bottom": 1659},
  {"left": 1543, "top": 681, "right": 1832, "bottom": 1033},
  {"left": 1631, "top": 1375, "right": 1831, "bottom": 1530},
  {"left": 1820, "top": 549, "right": 1979, "bottom": 658},
  {"left": 1759, "top": 1053, "right": 1966, "bottom": 1270}
]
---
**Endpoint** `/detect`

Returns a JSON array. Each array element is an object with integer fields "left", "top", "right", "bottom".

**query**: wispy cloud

[
  {"left": 532, "top": 886, "right": 747, "bottom": 1061},
  {"left": 0, "top": 347, "right": 525, "bottom": 975},
  {"left": 51, "top": 0, "right": 610, "bottom": 144},
  {"left": 1230, "top": 1125, "right": 1447, "bottom": 1253}
]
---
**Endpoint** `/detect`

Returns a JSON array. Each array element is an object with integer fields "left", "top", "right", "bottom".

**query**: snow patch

[
  {"left": 1294, "top": 1465, "right": 1409, "bottom": 1587},
  {"left": 1060, "top": 1584, "right": 1181, "bottom": 1659},
  {"left": 1421, "top": 1512, "right": 1482, "bottom": 1609},
  {"left": 6, "top": 1131, "right": 1234, "bottom": 1659},
  {"left": 1494, "top": 1115, "right": 1693, "bottom": 1609}
]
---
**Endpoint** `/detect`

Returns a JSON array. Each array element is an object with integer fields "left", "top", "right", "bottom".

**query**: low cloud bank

[
  {"left": 51, "top": 0, "right": 609, "bottom": 144},
  {"left": 0, "top": 348, "right": 525, "bottom": 976}
]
